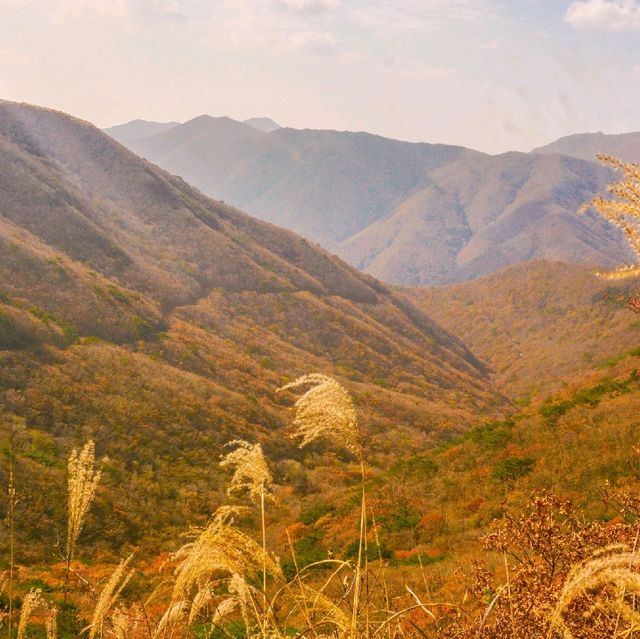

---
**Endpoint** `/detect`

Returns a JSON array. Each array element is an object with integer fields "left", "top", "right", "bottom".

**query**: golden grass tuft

[
  {"left": 580, "top": 155, "right": 640, "bottom": 280},
  {"left": 45, "top": 607, "right": 57, "bottom": 639},
  {"left": 171, "top": 506, "right": 281, "bottom": 607},
  {"left": 88, "top": 554, "right": 134, "bottom": 639},
  {"left": 17, "top": 589, "right": 44, "bottom": 639},
  {"left": 278, "top": 374, "right": 361, "bottom": 458},
  {"left": 107, "top": 606, "right": 138, "bottom": 639},
  {"left": 549, "top": 546, "right": 640, "bottom": 638},
  {"left": 67, "top": 440, "right": 102, "bottom": 564},
  {"left": 154, "top": 600, "right": 186, "bottom": 639},
  {"left": 221, "top": 440, "right": 273, "bottom": 505}
]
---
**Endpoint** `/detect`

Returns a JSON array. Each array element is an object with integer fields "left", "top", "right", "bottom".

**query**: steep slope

[
  {"left": 111, "top": 117, "right": 630, "bottom": 285},
  {"left": 123, "top": 120, "right": 475, "bottom": 248},
  {"left": 341, "top": 152, "right": 631, "bottom": 285},
  {"left": 103, "top": 119, "right": 179, "bottom": 143},
  {"left": 406, "top": 260, "right": 640, "bottom": 397},
  {"left": 0, "top": 100, "right": 504, "bottom": 555},
  {"left": 532, "top": 131, "right": 640, "bottom": 164}
]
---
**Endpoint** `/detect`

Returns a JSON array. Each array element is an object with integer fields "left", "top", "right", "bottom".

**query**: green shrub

[{"left": 492, "top": 456, "right": 535, "bottom": 482}]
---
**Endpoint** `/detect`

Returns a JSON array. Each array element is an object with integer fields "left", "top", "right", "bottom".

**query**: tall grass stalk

[
  {"left": 65, "top": 440, "right": 102, "bottom": 602},
  {"left": 351, "top": 460, "right": 369, "bottom": 639},
  {"left": 89, "top": 554, "right": 134, "bottom": 639},
  {"left": 278, "top": 373, "right": 368, "bottom": 638},
  {"left": 220, "top": 439, "right": 274, "bottom": 618},
  {"left": 285, "top": 528, "right": 314, "bottom": 633},
  {"left": 17, "top": 589, "right": 43, "bottom": 639},
  {"left": 7, "top": 423, "right": 16, "bottom": 639}
]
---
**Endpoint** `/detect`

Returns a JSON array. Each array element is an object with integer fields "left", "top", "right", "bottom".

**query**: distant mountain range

[
  {"left": 532, "top": 131, "right": 640, "bottom": 164},
  {"left": 105, "top": 117, "right": 637, "bottom": 286},
  {"left": 102, "top": 119, "right": 180, "bottom": 143},
  {"left": 104, "top": 116, "right": 281, "bottom": 144}
]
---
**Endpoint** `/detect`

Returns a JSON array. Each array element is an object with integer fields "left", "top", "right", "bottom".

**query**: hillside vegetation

[
  {"left": 3, "top": 103, "right": 640, "bottom": 639},
  {"left": 407, "top": 260, "right": 640, "bottom": 397},
  {"left": 0, "top": 99, "right": 507, "bottom": 561}
]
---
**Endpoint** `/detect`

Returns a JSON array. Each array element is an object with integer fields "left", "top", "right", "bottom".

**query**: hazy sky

[{"left": 1, "top": 0, "right": 640, "bottom": 153}]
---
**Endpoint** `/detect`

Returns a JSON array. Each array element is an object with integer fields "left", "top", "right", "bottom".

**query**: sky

[{"left": 1, "top": 0, "right": 640, "bottom": 153}]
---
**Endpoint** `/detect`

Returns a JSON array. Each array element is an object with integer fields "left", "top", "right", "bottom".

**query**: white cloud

[
  {"left": 201, "top": 0, "right": 342, "bottom": 56},
  {"left": 50, "top": 0, "right": 185, "bottom": 25},
  {"left": 288, "top": 30, "right": 339, "bottom": 55},
  {"left": 278, "top": 0, "right": 341, "bottom": 14},
  {"left": 564, "top": 0, "right": 640, "bottom": 31}
]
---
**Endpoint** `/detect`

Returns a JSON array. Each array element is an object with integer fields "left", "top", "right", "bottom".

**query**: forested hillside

[
  {"left": 0, "top": 100, "right": 505, "bottom": 561},
  {"left": 407, "top": 261, "right": 640, "bottom": 397}
]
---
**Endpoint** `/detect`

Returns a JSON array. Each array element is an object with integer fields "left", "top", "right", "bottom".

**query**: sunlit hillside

[
  {"left": 0, "top": 100, "right": 509, "bottom": 564},
  {"left": 407, "top": 260, "right": 640, "bottom": 397}
]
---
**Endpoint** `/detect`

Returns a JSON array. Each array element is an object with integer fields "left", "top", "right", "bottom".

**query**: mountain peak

[
  {"left": 103, "top": 118, "right": 179, "bottom": 143},
  {"left": 532, "top": 130, "right": 640, "bottom": 163},
  {"left": 244, "top": 117, "right": 281, "bottom": 133}
]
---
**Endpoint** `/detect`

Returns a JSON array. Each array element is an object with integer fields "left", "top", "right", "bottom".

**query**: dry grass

[
  {"left": 17, "top": 589, "right": 44, "bottom": 639},
  {"left": 278, "top": 374, "right": 362, "bottom": 459},
  {"left": 65, "top": 439, "right": 103, "bottom": 603},
  {"left": 88, "top": 555, "right": 134, "bottom": 639},
  {"left": 5, "top": 375, "right": 640, "bottom": 639},
  {"left": 67, "top": 440, "right": 102, "bottom": 566},
  {"left": 221, "top": 440, "right": 273, "bottom": 505}
]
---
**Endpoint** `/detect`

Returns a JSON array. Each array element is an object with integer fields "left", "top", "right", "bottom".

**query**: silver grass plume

[
  {"left": 171, "top": 506, "right": 281, "bottom": 605},
  {"left": 550, "top": 545, "right": 640, "bottom": 638},
  {"left": 187, "top": 583, "right": 215, "bottom": 626},
  {"left": 228, "top": 573, "right": 254, "bottom": 630},
  {"left": 580, "top": 155, "right": 640, "bottom": 280},
  {"left": 278, "top": 374, "right": 361, "bottom": 459},
  {"left": 154, "top": 601, "right": 186, "bottom": 639},
  {"left": 67, "top": 440, "right": 102, "bottom": 562},
  {"left": 221, "top": 440, "right": 274, "bottom": 504},
  {"left": 107, "top": 607, "right": 134, "bottom": 639},
  {"left": 17, "top": 589, "right": 44, "bottom": 639},
  {"left": 88, "top": 555, "right": 134, "bottom": 639},
  {"left": 45, "top": 608, "right": 57, "bottom": 639},
  {"left": 211, "top": 597, "right": 239, "bottom": 627}
]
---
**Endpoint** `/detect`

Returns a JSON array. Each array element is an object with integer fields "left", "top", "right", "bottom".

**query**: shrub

[{"left": 492, "top": 456, "right": 535, "bottom": 482}]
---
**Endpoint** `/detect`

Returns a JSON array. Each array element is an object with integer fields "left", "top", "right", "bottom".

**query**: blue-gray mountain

[
  {"left": 532, "top": 131, "right": 640, "bottom": 164},
  {"left": 105, "top": 117, "right": 634, "bottom": 286}
]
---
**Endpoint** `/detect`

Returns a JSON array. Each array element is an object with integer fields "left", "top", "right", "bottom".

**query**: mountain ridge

[
  {"left": 0, "top": 97, "right": 502, "bottom": 437},
  {"left": 106, "top": 116, "right": 632, "bottom": 286},
  {"left": 0, "top": 98, "right": 511, "bottom": 552},
  {"left": 532, "top": 131, "right": 640, "bottom": 164}
]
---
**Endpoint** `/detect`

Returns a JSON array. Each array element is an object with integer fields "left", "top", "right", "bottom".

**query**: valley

[{"left": 1, "top": 101, "right": 639, "bottom": 639}]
